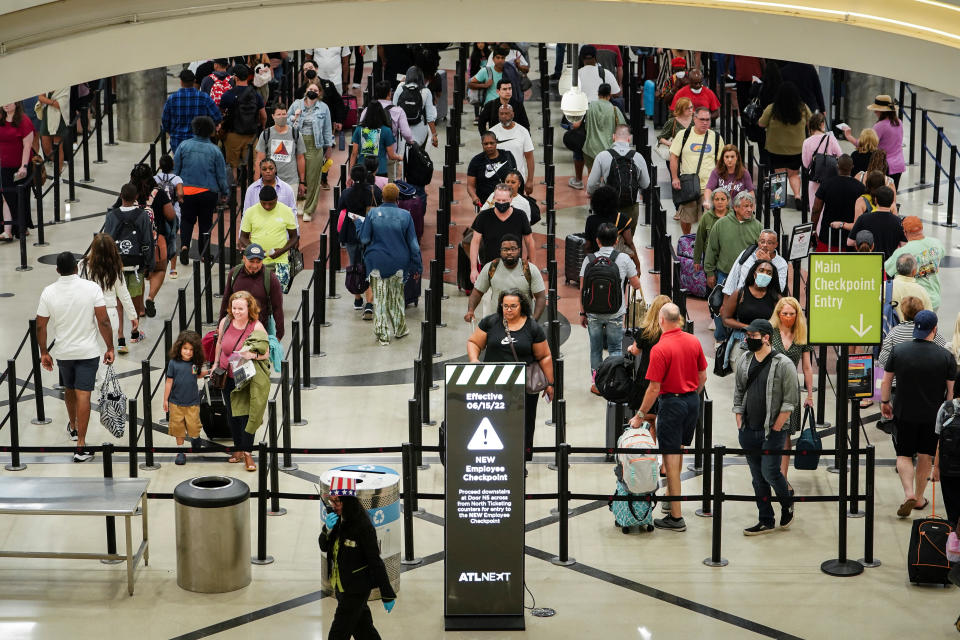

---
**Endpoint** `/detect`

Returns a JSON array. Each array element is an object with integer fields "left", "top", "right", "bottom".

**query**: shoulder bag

[
  {"left": 97, "top": 365, "right": 127, "bottom": 437},
  {"left": 210, "top": 319, "right": 250, "bottom": 388},
  {"left": 672, "top": 126, "right": 709, "bottom": 206},
  {"left": 793, "top": 406, "right": 822, "bottom": 470},
  {"left": 504, "top": 319, "right": 549, "bottom": 393}
]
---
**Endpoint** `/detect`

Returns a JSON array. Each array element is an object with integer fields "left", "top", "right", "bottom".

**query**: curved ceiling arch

[{"left": 2, "top": 0, "right": 960, "bottom": 103}]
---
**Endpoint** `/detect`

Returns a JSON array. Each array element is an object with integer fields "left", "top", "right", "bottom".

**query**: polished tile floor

[{"left": 1, "top": 48, "right": 959, "bottom": 639}]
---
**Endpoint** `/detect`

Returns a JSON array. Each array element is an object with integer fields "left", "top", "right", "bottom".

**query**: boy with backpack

[
  {"left": 579, "top": 222, "right": 644, "bottom": 388},
  {"left": 155, "top": 154, "right": 183, "bottom": 279},
  {"left": 218, "top": 64, "right": 267, "bottom": 172}
]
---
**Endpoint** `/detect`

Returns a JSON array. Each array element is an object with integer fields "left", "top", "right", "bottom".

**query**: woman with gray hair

[
  {"left": 394, "top": 66, "right": 438, "bottom": 149},
  {"left": 693, "top": 187, "right": 730, "bottom": 271}
]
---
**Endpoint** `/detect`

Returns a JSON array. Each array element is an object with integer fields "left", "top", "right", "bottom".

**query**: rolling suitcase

[
  {"left": 908, "top": 485, "right": 953, "bottom": 585},
  {"left": 610, "top": 481, "right": 655, "bottom": 533},
  {"left": 199, "top": 383, "right": 231, "bottom": 440},
  {"left": 565, "top": 233, "right": 588, "bottom": 286},
  {"left": 396, "top": 180, "right": 426, "bottom": 239},
  {"left": 677, "top": 233, "right": 707, "bottom": 297},
  {"left": 342, "top": 95, "right": 358, "bottom": 129}
]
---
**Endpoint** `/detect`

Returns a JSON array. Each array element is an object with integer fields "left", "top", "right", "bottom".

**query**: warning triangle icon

[{"left": 467, "top": 417, "right": 503, "bottom": 451}]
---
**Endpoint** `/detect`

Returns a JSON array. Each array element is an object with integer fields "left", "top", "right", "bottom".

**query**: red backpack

[{"left": 207, "top": 74, "right": 231, "bottom": 106}]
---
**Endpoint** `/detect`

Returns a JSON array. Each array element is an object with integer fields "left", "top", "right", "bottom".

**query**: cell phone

[{"left": 836, "top": 122, "right": 851, "bottom": 130}]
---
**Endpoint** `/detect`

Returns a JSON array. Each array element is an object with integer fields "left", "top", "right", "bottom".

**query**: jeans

[
  {"left": 712, "top": 270, "right": 727, "bottom": 340},
  {"left": 587, "top": 314, "right": 624, "bottom": 372},
  {"left": 738, "top": 427, "right": 793, "bottom": 527},
  {"left": 553, "top": 44, "right": 566, "bottom": 76}
]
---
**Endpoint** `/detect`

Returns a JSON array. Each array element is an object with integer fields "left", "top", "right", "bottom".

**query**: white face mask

[
  {"left": 691, "top": 86, "right": 703, "bottom": 94},
  {"left": 676, "top": 71, "right": 686, "bottom": 79}
]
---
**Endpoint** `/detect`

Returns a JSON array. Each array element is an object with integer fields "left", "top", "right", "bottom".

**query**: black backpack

[
  {"left": 581, "top": 250, "right": 623, "bottom": 314},
  {"left": 595, "top": 354, "right": 642, "bottom": 406},
  {"left": 939, "top": 401, "right": 960, "bottom": 477},
  {"left": 112, "top": 209, "right": 148, "bottom": 268},
  {"left": 230, "top": 86, "right": 260, "bottom": 135},
  {"left": 404, "top": 142, "right": 434, "bottom": 186},
  {"left": 229, "top": 263, "right": 274, "bottom": 319},
  {"left": 396, "top": 83, "right": 425, "bottom": 125},
  {"left": 605, "top": 149, "right": 641, "bottom": 209}
]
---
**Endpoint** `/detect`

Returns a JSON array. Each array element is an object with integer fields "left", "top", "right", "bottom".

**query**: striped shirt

[{"left": 878, "top": 321, "right": 948, "bottom": 382}]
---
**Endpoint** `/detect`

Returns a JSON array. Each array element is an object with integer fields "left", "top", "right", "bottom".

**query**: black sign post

[{"left": 444, "top": 362, "right": 526, "bottom": 631}]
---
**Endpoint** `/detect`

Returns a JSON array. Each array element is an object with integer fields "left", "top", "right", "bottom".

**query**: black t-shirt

[
  {"left": 742, "top": 354, "right": 772, "bottom": 429},
  {"left": 734, "top": 287, "right": 779, "bottom": 325},
  {"left": 337, "top": 183, "right": 382, "bottom": 217},
  {"left": 887, "top": 339, "right": 956, "bottom": 423},
  {"left": 815, "top": 175, "right": 865, "bottom": 245},
  {"left": 383, "top": 45, "right": 415, "bottom": 82},
  {"left": 467, "top": 151, "right": 516, "bottom": 205},
  {"left": 113, "top": 188, "right": 173, "bottom": 236},
  {"left": 478, "top": 314, "right": 546, "bottom": 364},
  {"left": 584, "top": 211, "right": 632, "bottom": 252},
  {"left": 850, "top": 150, "right": 873, "bottom": 177},
  {"left": 849, "top": 211, "right": 906, "bottom": 261},
  {"left": 471, "top": 208, "right": 532, "bottom": 265},
  {"left": 220, "top": 86, "right": 265, "bottom": 132}
]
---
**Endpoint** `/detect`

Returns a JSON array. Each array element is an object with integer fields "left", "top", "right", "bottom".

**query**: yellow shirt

[
  {"left": 669, "top": 128, "right": 724, "bottom": 189},
  {"left": 239, "top": 202, "right": 297, "bottom": 265}
]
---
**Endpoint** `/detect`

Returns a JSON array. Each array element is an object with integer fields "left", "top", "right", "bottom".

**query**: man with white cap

[{"left": 320, "top": 474, "right": 397, "bottom": 638}]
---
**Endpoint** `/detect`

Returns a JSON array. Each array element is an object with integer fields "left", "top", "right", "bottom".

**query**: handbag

[
  {"left": 210, "top": 320, "right": 250, "bottom": 389},
  {"left": 793, "top": 406, "right": 823, "bottom": 470},
  {"left": 97, "top": 365, "right": 127, "bottom": 438},
  {"left": 562, "top": 116, "right": 587, "bottom": 153},
  {"left": 285, "top": 246, "right": 304, "bottom": 293},
  {"left": 713, "top": 335, "right": 732, "bottom": 377},
  {"left": 807, "top": 133, "right": 838, "bottom": 183},
  {"left": 741, "top": 97, "right": 761, "bottom": 128},
  {"left": 671, "top": 126, "right": 709, "bottom": 207},
  {"left": 707, "top": 284, "right": 725, "bottom": 318},
  {"left": 504, "top": 320, "right": 549, "bottom": 394},
  {"left": 345, "top": 262, "right": 369, "bottom": 294}
]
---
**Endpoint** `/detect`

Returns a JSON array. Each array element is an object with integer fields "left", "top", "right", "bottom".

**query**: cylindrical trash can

[
  {"left": 174, "top": 476, "right": 251, "bottom": 593},
  {"left": 320, "top": 465, "right": 400, "bottom": 599}
]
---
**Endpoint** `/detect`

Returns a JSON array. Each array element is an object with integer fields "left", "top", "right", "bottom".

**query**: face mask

[
  {"left": 494, "top": 202, "right": 511, "bottom": 213},
  {"left": 273, "top": 116, "right": 287, "bottom": 127},
  {"left": 779, "top": 315, "right": 796, "bottom": 328},
  {"left": 306, "top": 91, "right": 319, "bottom": 100},
  {"left": 691, "top": 86, "right": 703, "bottom": 94},
  {"left": 305, "top": 70, "right": 317, "bottom": 79},
  {"left": 754, "top": 273, "right": 772, "bottom": 288},
  {"left": 746, "top": 337, "right": 764, "bottom": 352}
]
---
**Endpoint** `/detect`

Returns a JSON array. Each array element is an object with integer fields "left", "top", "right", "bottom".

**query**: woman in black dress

[{"left": 466, "top": 289, "right": 554, "bottom": 463}]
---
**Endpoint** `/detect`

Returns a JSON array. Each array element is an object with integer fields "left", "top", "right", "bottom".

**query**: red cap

[{"left": 671, "top": 57, "right": 687, "bottom": 69}]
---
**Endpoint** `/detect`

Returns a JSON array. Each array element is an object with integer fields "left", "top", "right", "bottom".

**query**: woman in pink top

[
  {"left": 843, "top": 94, "right": 905, "bottom": 189},
  {"left": 801, "top": 113, "right": 842, "bottom": 209}
]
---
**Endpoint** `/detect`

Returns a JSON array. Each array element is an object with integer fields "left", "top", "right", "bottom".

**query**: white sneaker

[
  {"left": 303, "top": 213, "right": 312, "bottom": 222},
  {"left": 351, "top": 83, "right": 362, "bottom": 89},
  {"left": 568, "top": 178, "right": 584, "bottom": 190}
]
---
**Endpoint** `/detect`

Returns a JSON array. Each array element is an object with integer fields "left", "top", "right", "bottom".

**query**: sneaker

[
  {"left": 130, "top": 330, "right": 146, "bottom": 344},
  {"left": 180, "top": 246, "right": 190, "bottom": 266},
  {"left": 362, "top": 302, "right": 374, "bottom": 320},
  {"left": 395, "top": 328, "right": 410, "bottom": 340},
  {"left": 743, "top": 522, "right": 776, "bottom": 536},
  {"left": 353, "top": 297, "right": 364, "bottom": 311},
  {"left": 568, "top": 177, "right": 584, "bottom": 190},
  {"left": 117, "top": 338, "right": 128, "bottom": 355},
  {"left": 175, "top": 452, "right": 187, "bottom": 465},
  {"left": 780, "top": 508, "right": 795, "bottom": 530},
  {"left": 67, "top": 423, "right": 78, "bottom": 441},
  {"left": 190, "top": 438, "right": 203, "bottom": 451},
  {"left": 303, "top": 213, "right": 312, "bottom": 222},
  {"left": 320, "top": 180, "right": 331, "bottom": 191},
  {"left": 169, "top": 270, "right": 179, "bottom": 280},
  {"left": 351, "top": 83, "right": 362, "bottom": 89},
  {"left": 653, "top": 515, "right": 686, "bottom": 532},
  {"left": 73, "top": 448, "right": 93, "bottom": 463},
  {"left": 144, "top": 299, "right": 157, "bottom": 318}
]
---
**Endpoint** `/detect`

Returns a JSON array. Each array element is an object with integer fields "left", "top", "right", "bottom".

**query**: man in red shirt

[
  {"left": 670, "top": 69, "right": 721, "bottom": 120},
  {"left": 631, "top": 303, "right": 707, "bottom": 532}
]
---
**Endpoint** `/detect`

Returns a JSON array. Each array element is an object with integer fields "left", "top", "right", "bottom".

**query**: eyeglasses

[
  {"left": 327, "top": 497, "right": 341, "bottom": 505},
  {"left": 502, "top": 303, "right": 520, "bottom": 310},
  {"left": 695, "top": 117, "right": 711, "bottom": 122}
]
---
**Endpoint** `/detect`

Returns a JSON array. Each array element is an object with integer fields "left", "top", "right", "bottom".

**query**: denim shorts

[{"left": 58, "top": 357, "right": 100, "bottom": 392}]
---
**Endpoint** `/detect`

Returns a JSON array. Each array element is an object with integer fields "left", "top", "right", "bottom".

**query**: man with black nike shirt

[{"left": 467, "top": 131, "right": 516, "bottom": 208}]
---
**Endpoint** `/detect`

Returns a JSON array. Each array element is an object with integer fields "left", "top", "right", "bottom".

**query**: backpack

[
  {"left": 359, "top": 127, "right": 381, "bottom": 157},
  {"left": 807, "top": 134, "right": 838, "bottom": 183},
  {"left": 595, "top": 354, "right": 641, "bottom": 405},
  {"left": 880, "top": 279, "right": 900, "bottom": 341},
  {"left": 207, "top": 73, "right": 231, "bottom": 106},
  {"left": 581, "top": 250, "right": 623, "bottom": 315},
  {"left": 112, "top": 209, "right": 149, "bottom": 268},
  {"left": 403, "top": 142, "right": 434, "bottom": 186},
  {"left": 396, "top": 83, "right": 424, "bottom": 125},
  {"left": 616, "top": 424, "right": 659, "bottom": 495},
  {"left": 229, "top": 263, "right": 273, "bottom": 318},
  {"left": 487, "top": 257, "right": 533, "bottom": 287},
  {"left": 605, "top": 149, "right": 641, "bottom": 209},
  {"left": 229, "top": 86, "right": 260, "bottom": 135},
  {"left": 156, "top": 174, "right": 178, "bottom": 210},
  {"left": 939, "top": 400, "right": 960, "bottom": 478}
]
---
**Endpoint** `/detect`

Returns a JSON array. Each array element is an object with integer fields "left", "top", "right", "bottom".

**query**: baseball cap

[
  {"left": 744, "top": 318, "right": 774, "bottom": 336},
  {"left": 580, "top": 45, "right": 597, "bottom": 59},
  {"left": 854, "top": 230, "right": 874, "bottom": 247},
  {"left": 901, "top": 215, "right": 923, "bottom": 234},
  {"left": 913, "top": 310, "right": 938, "bottom": 338},
  {"left": 244, "top": 244, "right": 266, "bottom": 260}
]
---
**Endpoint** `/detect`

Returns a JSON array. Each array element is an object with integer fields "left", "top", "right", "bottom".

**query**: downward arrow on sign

[{"left": 850, "top": 314, "right": 873, "bottom": 338}]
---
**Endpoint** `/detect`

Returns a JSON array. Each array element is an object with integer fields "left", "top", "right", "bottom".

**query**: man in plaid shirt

[{"left": 162, "top": 69, "right": 222, "bottom": 152}]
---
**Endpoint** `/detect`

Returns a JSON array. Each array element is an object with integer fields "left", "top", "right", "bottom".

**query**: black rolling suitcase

[
  {"left": 457, "top": 243, "right": 474, "bottom": 293},
  {"left": 404, "top": 273, "right": 422, "bottom": 307},
  {"left": 605, "top": 401, "right": 630, "bottom": 462},
  {"left": 907, "top": 486, "right": 953, "bottom": 585},
  {"left": 199, "top": 383, "right": 232, "bottom": 440},
  {"left": 565, "top": 233, "right": 588, "bottom": 286}
]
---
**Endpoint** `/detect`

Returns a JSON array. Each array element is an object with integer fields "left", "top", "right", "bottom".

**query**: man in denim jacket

[{"left": 733, "top": 318, "right": 799, "bottom": 536}]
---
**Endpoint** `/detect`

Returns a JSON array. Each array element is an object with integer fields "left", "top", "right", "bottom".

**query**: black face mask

[
  {"left": 502, "top": 256, "right": 519, "bottom": 267},
  {"left": 494, "top": 202, "right": 511, "bottom": 213},
  {"left": 305, "top": 70, "right": 317, "bottom": 79},
  {"left": 306, "top": 91, "right": 319, "bottom": 100},
  {"left": 746, "top": 337, "right": 764, "bottom": 352}
]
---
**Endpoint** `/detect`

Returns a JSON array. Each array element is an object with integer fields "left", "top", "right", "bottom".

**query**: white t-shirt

[
  {"left": 482, "top": 193, "right": 531, "bottom": 222},
  {"left": 308, "top": 47, "right": 351, "bottom": 93},
  {"left": 487, "top": 50, "right": 529, "bottom": 69},
  {"left": 579, "top": 246, "right": 636, "bottom": 317},
  {"left": 577, "top": 65, "right": 620, "bottom": 102},
  {"left": 488, "top": 123, "right": 534, "bottom": 181},
  {"left": 36, "top": 274, "right": 107, "bottom": 360}
]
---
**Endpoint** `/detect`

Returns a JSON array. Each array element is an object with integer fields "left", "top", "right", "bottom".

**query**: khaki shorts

[
  {"left": 169, "top": 403, "right": 201, "bottom": 439},
  {"left": 224, "top": 132, "right": 256, "bottom": 168},
  {"left": 124, "top": 270, "right": 144, "bottom": 298},
  {"left": 676, "top": 199, "right": 702, "bottom": 225}
]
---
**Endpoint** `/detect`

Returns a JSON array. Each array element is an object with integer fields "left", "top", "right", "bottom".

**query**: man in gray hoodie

[{"left": 733, "top": 318, "right": 798, "bottom": 535}]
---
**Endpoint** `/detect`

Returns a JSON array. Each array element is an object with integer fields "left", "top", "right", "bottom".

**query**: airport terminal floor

[{"left": 2, "top": 45, "right": 960, "bottom": 639}]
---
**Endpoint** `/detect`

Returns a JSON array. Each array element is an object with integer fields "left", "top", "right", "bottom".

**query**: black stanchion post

[
  {"left": 291, "top": 321, "right": 306, "bottom": 425},
  {"left": 32, "top": 169, "right": 47, "bottom": 246},
  {"left": 409, "top": 398, "right": 424, "bottom": 471},
  {"left": 80, "top": 114, "right": 92, "bottom": 183},
  {"left": 127, "top": 398, "right": 138, "bottom": 478},
  {"left": 216, "top": 206, "right": 226, "bottom": 294},
  {"left": 139, "top": 360, "right": 159, "bottom": 470},
  {"left": 909, "top": 92, "right": 918, "bottom": 165},
  {"left": 93, "top": 91, "right": 105, "bottom": 165},
  {"left": 4, "top": 360, "right": 25, "bottom": 471},
  {"left": 848, "top": 400, "right": 864, "bottom": 518},
  {"left": 401, "top": 442, "right": 423, "bottom": 565},
  {"left": 546, "top": 357, "right": 563, "bottom": 429},
  {"left": 106, "top": 83, "right": 117, "bottom": 146},
  {"left": 930, "top": 127, "right": 945, "bottom": 206},
  {"left": 302, "top": 287, "right": 324, "bottom": 357},
  {"left": 52, "top": 142, "right": 62, "bottom": 223},
  {"left": 703, "top": 446, "right": 728, "bottom": 567},
  {"left": 202, "top": 234, "right": 214, "bottom": 324},
  {"left": 267, "top": 400, "right": 286, "bottom": 516},
  {"left": 280, "top": 361, "right": 297, "bottom": 471},
  {"left": 251, "top": 442, "right": 275, "bottom": 565},
  {"left": 696, "top": 398, "right": 714, "bottom": 517},
  {"left": 315, "top": 252, "right": 330, "bottom": 327},
  {"left": 550, "top": 443, "right": 575, "bottom": 566},
  {"left": 919, "top": 110, "right": 929, "bottom": 185},
  {"left": 815, "top": 345, "right": 831, "bottom": 429},
  {"left": 178, "top": 287, "right": 188, "bottom": 332},
  {"left": 327, "top": 225, "right": 340, "bottom": 300},
  {"left": 15, "top": 189, "right": 30, "bottom": 272},
  {"left": 28, "top": 320, "right": 51, "bottom": 425},
  {"left": 947, "top": 145, "right": 957, "bottom": 227},
  {"left": 101, "top": 442, "right": 118, "bottom": 559},
  {"left": 859, "top": 445, "right": 880, "bottom": 567},
  {"left": 301, "top": 312, "right": 314, "bottom": 389},
  {"left": 688, "top": 392, "right": 704, "bottom": 473},
  {"left": 192, "top": 260, "right": 202, "bottom": 334}
]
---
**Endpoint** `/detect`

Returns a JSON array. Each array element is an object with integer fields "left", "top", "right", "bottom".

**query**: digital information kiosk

[{"left": 444, "top": 363, "right": 526, "bottom": 630}]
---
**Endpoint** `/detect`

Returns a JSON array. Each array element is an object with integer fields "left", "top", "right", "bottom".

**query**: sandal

[
  {"left": 169, "top": 270, "right": 178, "bottom": 280},
  {"left": 228, "top": 454, "right": 243, "bottom": 463},
  {"left": 859, "top": 399, "right": 874, "bottom": 409},
  {"left": 913, "top": 498, "right": 929, "bottom": 510},
  {"left": 244, "top": 452, "right": 256, "bottom": 472},
  {"left": 897, "top": 498, "right": 917, "bottom": 518}
]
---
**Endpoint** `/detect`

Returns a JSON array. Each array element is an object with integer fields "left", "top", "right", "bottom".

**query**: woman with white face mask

[{"left": 720, "top": 259, "right": 782, "bottom": 374}]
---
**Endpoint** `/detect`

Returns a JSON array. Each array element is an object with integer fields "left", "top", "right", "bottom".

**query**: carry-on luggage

[
  {"left": 605, "top": 401, "right": 630, "bottom": 462},
  {"left": 199, "top": 383, "right": 231, "bottom": 440},
  {"left": 564, "top": 233, "right": 588, "bottom": 286},
  {"left": 677, "top": 233, "right": 707, "bottom": 297},
  {"left": 610, "top": 480, "right": 655, "bottom": 532},
  {"left": 404, "top": 273, "right": 422, "bottom": 307},
  {"left": 457, "top": 242, "right": 474, "bottom": 293},
  {"left": 396, "top": 180, "right": 426, "bottom": 239},
  {"left": 617, "top": 424, "right": 659, "bottom": 495},
  {"left": 342, "top": 95, "right": 358, "bottom": 129},
  {"left": 908, "top": 484, "right": 953, "bottom": 585}
]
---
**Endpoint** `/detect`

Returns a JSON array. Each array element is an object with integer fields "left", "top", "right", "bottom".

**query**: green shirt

[
  {"left": 693, "top": 209, "right": 727, "bottom": 266},
  {"left": 884, "top": 236, "right": 945, "bottom": 309},
  {"left": 704, "top": 213, "right": 761, "bottom": 276},
  {"left": 583, "top": 99, "right": 625, "bottom": 160}
]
